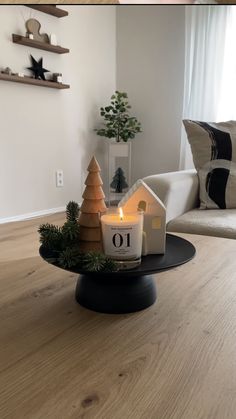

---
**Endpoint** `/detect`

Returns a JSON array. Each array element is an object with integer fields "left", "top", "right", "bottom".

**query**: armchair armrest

[{"left": 142, "top": 170, "right": 199, "bottom": 222}]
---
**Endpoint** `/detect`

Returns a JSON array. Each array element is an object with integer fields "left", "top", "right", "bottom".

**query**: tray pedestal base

[{"left": 75, "top": 273, "right": 157, "bottom": 314}]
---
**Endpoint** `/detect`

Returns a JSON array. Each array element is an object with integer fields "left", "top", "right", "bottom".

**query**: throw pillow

[{"left": 183, "top": 119, "right": 236, "bottom": 209}]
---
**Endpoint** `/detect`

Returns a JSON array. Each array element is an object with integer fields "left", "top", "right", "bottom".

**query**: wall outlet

[{"left": 56, "top": 170, "right": 64, "bottom": 187}]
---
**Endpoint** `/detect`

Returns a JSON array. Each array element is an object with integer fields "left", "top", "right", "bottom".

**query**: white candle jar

[{"left": 101, "top": 209, "right": 143, "bottom": 263}]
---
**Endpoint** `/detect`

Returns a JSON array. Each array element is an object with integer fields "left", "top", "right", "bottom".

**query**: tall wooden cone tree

[{"left": 78, "top": 156, "right": 107, "bottom": 252}]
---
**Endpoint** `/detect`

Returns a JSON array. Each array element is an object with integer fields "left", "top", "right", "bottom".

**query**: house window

[
  {"left": 138, "top": 200, "right": 147, "bottom": 212},
  {"left": 152, "top": 217, "right": 161, "bottom": 229}
]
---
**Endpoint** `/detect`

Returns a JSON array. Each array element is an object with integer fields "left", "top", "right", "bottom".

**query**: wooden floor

[
  {"left": 3, "top": 0, "right": 222, "bottom": 5},
  {"left": 1, "top": 214, "right": 236, "bottom": 418},
  {"left": 3, "top": 0, "right": 232, "bottom": 5},
  {"left": 0, "top": 0, "right": 119, "bottom": 4}
]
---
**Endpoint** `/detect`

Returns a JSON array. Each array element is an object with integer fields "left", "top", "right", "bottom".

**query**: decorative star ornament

[{"left": 27, "top": 55, "right": 49, "bottom": 80}]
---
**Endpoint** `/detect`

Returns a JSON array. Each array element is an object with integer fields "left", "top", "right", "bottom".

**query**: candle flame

[{"left": 119, "top": 207, "right": 124, "bottom": 221}]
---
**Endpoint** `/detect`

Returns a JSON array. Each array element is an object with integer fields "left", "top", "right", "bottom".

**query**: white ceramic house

[{"left": 118, "top": 179, "right": 166, "bottom": 255}]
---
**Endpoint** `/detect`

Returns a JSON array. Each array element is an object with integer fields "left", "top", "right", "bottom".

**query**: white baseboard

[{"left": 0, "top": 206, "right": 66, "bottom": 225}]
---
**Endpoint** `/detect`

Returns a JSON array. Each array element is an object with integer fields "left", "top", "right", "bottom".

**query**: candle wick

[{"left": 119, "top": 208, "right": 124, "bottom": 221}]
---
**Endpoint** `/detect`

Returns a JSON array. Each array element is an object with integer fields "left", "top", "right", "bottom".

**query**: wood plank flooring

[
  {"left": 0, "top": 0, "right": 198, "bottom": 3},
  {"left": 1, "top": 214, "right": 236, "bottom": 418}
]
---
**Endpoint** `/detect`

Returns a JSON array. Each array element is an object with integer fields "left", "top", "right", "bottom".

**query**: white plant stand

[{"left": 108, "top": 141, "right": 131, "bottom": 206}]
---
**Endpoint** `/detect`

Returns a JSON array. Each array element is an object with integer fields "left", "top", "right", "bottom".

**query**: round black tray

[{"left": 39, "top": 234, "right": 195, "bottom": 314}]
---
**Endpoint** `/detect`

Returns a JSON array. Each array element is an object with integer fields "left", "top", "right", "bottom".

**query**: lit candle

[{"left": 101, "top": 208, "right": 143, "bottom": 260}]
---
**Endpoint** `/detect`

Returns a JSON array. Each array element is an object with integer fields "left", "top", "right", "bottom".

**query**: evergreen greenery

[
  {"left": 82, "top": 252, "right": 117, "bottom": 272},
  {"left": 39, "top": 200, "right": 118, "bottom": 272},
  {"left": 95, "top": 91, "right": 142, "bottom": 142},
  {"left": 66, "top": 201, "right": 80, "bottom": 222},
  {"left": 102, "top": 258, "right": 119, "bottom": 273},
  {"left": 38, "top": 223, "right": 63, "bottom": 251},
  {"left": 62, "top": 220, "right": 80, "bottom": 243},
  {"left": 58, "top": 247, "right": 83, "bottom": 269}
]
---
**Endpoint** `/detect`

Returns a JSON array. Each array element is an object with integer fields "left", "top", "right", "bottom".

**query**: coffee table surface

[{"left": 1, "top": 226, "right": 236, "bottom": 419}]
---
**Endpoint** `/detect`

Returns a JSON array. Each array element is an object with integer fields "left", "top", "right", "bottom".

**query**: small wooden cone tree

[{"left": 78, "top": 156, "right": 107, "bottom": 252}]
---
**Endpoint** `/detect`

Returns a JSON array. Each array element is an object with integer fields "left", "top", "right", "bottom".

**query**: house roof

[{"left": 119, "top": 179, "right": 166, "bottom": 210}]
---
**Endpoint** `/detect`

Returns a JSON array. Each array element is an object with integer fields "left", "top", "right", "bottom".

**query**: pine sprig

[
  {"left": 82, "top": 252, "right": 106, "bottom": 272},
  {"left": 66, "top": 201, "right": 80, "bottom": 222},
  {"left": 58, "top": 248, "right": 118, "bottom": 272},
  {"left": 102, "top": 258, "right": 119, "bottom": 272},
  {"left": 62, "top": 221, "right": 80, "bottom": 242},
  {"left": 38, "top": 223, "right": 63, "bottom": 251},
  {"left": 58, "top": 247, "right": 83, "bottom": 269},
  {"left": 82, "top": 252, "right": 118, "bottom": 272}
]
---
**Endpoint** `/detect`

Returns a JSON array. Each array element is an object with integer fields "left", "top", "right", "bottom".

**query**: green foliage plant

[{"left": 95, "top": 91, "right": 142, "bottom": 142}]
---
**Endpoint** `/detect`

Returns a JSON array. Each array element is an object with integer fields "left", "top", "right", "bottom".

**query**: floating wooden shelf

[
  {"left": 26, "top": 6, "right": 68, "bottom": 18},
  {"left": 12, "top": 34, "right": 69, "bottom": 54},
  {"left": 0, "top": 73, "right": 70, "bottom": 90}
]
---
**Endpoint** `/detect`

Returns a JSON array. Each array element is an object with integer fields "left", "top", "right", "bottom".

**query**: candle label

[
  {"left": 112, "top": 231, "right": 130, "bottom": 248},
  {"left": 101, "top": 212, "right": 143, "bottom": 261},
  {"left": 104, "top": 225, "right": 141, "bottom": 259}
]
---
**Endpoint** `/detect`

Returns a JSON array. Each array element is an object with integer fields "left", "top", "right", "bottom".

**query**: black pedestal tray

[{"left": 39, "top": 234, "right": 196, "bottom": 314}]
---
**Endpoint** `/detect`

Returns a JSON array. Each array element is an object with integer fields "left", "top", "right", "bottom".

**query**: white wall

[
  {"left": 1, "top": 6, "right": 186, "bottom": 221},
  {"left": 116, "top": 6, "right": 185, "bottom": 183},
  {"left": 0, "top": 6, "right": 116, "bottom": 221}
]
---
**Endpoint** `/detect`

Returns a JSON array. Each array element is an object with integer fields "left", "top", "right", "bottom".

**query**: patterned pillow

[{"left": 183, "top": 120, "right": 236, "bottom": 209}]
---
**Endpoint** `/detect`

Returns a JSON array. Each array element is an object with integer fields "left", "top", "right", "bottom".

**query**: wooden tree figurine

[{"left": 78, "top": 156, "right": 107, "bottom": 252}]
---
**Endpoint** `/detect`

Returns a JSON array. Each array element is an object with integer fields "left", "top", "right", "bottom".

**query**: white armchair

[
  {"left": 143, "top": 170, "right": 199, "bottom": 223},
  {"left": 143, "top": 170, "right": 236, "bottom": 240}
]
